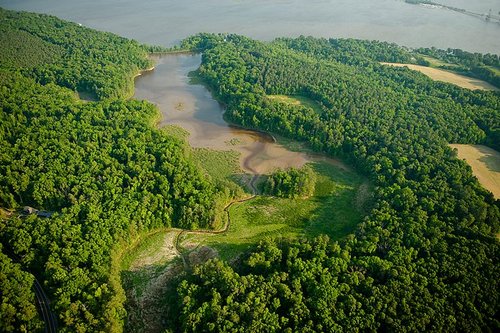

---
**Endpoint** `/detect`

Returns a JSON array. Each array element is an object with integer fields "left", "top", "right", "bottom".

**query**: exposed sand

[
  {"left": 134, "top": 53, "right": 347, "bottom": 176},
  {"left": 450, "top": 144, "right": 500, "bottom": 199},
  {"left": 381, "top": 63, "right": 499, "bottom": 91},
  {"left": 129, "top": 231, "right": 179, "bottom": 271}
]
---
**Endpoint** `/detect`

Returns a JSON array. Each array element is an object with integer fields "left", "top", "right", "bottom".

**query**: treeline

[
  {"left": 417, "top": 47, "right": 500, "bottom": 88},
  {"left": 262, "top": 167, "right": 316, "bottom": 198},
  {"left": 175, "top": 237, "right": 377, "bottom": 332},
  {"left": 274, "top": 36, "right": 423, "bottom": 66},
  {"left": 0, "top": 9, "right": 223, "bottom": 332},
  {"left": 168, "top": 33, "right": 500, "bottom": 331},
  {"left": 0, "top": 8, "right": 151, "bottom": 100}
]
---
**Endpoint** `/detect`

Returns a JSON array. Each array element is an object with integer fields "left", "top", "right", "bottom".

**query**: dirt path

[{"left": 175, "top": 174, "right": 259, "bottom": 265}]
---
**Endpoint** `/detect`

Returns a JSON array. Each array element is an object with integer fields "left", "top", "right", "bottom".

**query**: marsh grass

[{"left": 191, "top": 161, "right": 369, "bottom": 260}]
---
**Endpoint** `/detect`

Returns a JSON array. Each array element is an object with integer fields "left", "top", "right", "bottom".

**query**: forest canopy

[
  {"left": 262, "top": 166, "right": 316, "bottom": 198},
  {"left": 1, "top": 7, "right": 499, "bottom": 332},
  {"left": 167, "top": 33, "right": 500, "bottom": 332},
  {"left": 0, "top": 9, "right": 222, "bottom": 332},
  {"left": 0, "top": 7, "right": 151, "bottom": 100}
]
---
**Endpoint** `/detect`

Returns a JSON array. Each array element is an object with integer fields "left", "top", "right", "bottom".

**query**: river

[
  {"left": 134, "top": 53, "right": 346, "bottom": 174},
  {"left": 1, "top": 0, "right": 499, "bottom": 54}
]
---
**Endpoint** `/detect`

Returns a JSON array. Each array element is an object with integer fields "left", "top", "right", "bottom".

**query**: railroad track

[
  {"left": 3, "top": 248, "right": 58, "bottom": 332},
  {"left": 33, "top": 278, "right": 58, "bottom": 333}
]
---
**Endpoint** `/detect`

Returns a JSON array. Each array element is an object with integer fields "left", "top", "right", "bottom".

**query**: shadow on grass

[
  {"left": 210, "top": 242, "right": 256, "bottom": 262},
  {"left": 305, "top": 163, "right": 372, "bottom": 241},
  {"left": 477, "top": 146, "right": 500, "bottom": 173}
]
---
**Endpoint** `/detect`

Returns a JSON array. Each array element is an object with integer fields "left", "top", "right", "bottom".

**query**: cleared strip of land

[
  {"left": 450, "top": 144, "right": 500, "bottom": 199},
  {"left": 381, "top": 62, "right": 499, "bottom": 91}
]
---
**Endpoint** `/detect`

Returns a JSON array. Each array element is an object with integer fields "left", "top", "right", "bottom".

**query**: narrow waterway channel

[{"left": 133, "top": 53, "right": 348, "bottom": 174}]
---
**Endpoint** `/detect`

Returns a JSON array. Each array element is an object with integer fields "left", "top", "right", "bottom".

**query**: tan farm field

[
  {"left": 381, "top": 63, "right": 499, "bottom": 91},
  {"left": 450, "top": 144, "right": 500, "bottom": 199}
]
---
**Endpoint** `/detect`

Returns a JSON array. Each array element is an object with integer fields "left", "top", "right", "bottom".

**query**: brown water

[{"left": 133, "top": 53, "right": 347, "bottom": 174}]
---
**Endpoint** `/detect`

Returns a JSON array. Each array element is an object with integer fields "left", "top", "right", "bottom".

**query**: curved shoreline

[{"left": 133, "top": 52, "right": 345, "bottom": 176}]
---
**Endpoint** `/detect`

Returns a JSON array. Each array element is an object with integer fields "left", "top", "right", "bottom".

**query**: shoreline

[
  {"left": 134, "top": 51, "right": 354, "bottom": 176},
  {"left": 133, "top": 65, "right": 156, "bottom": 79}
]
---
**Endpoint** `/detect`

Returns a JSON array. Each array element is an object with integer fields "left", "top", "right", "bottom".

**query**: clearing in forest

[
  {"left": 450, "top": 144, "right": 500, "bottom": 199},
  {"left": 381, "top": 62, "right": 499, "bottom": 91},
  {"left": 182, "top": 160, "right": 370, "bottom": 260},
  {"left": 268, "top": 95, "right": 323, "bottom": 114}
]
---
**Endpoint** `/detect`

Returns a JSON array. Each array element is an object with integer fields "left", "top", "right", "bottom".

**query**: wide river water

[{"left": 1, "top": 0, "right": 499, "bottom": 54}]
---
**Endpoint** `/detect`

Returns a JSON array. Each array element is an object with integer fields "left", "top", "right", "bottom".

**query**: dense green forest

[
  {"left": 0, "top": 9, "right": 223, "bottom": 332},
  {"left": 0, "top": 8, "right": 151, "bottom": 100},
  {"left": 262, "top": 167, "right": 316, "bottom": 198},
  {"left": 1, "top": 7, "right": 500, "bottom": 332},
  {"left": 168, "top": 34, "right": 500, "bottom": 332}
]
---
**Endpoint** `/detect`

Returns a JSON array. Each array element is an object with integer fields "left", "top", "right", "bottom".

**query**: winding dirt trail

[{"left": 174, "top": 174, "right": 259, "bottom": 267}]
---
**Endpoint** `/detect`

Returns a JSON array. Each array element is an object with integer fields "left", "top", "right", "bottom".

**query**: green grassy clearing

[
  {"left": 192, "top": 148, "right": 241, "bottom": 183},
  {"left": 192, "top": 148, "right": 248, "bottom": 195},
  {"left": 268, "top": 94, "right": 323, "bottom": 115},
  {"left": 120, "top": 229, "right": 173, "bottom": 271},
  {"left": 160, "top": 125, "right": 248, "bottom": 193},
  {"left": 485, "top": 65, "right": 500, "bottom": 76},
  {"left": 120, "top": 229, "right": 182, "bottom": 298},
  {"left": 184, "top": 161, "right": 369, "bottom": 260},
  {"left": 419, "top": 55, "right": 459, "bottom": 68},
  {"left": 161, "top": 124, "right": 190, "bottom": 141},
  {"left": 119, "top": 229, "right": 183, "bottom": 332}
]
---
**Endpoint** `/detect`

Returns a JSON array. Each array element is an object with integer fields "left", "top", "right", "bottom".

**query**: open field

[
  {"left": 192, "top": 147, "right": 250, "bottom": 196},
  {"left": 450, "top": 144, "right": 500, "bottom": 199},
  {"left": 486, "top": 65, "right": 500, "bottom": 76},
  {"left": 181, "top": 161, "right": 369, "bottom": 260},
  {"left": 268, "top": 94, "right": 323, "bottom": 115},
  {"left": 120, "top": 229, "right": 184, "bottom": 333},
  {"left": 160, "top": 124, "right": 189, "bottom": 141},
  {"left": 192, "top": 148, "right": 242, "bottom": 183},
  {"left": 121, "top": 230, "right": 179, "bottom": 272},
  {"left": 419, "top": 55, "right": 459, "bottom": 68},
  {"left": 381, "top": 62, "right": 499, "bottom": 91}
]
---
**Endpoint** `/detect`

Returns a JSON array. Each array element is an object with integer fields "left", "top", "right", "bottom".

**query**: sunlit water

[{"left": 1, "top": 0, "right": 499, "bottom": 53}]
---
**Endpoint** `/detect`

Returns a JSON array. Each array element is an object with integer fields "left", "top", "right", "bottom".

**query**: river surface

[
  {"left": 1, "top": 0, "right": 499, "bottom": 54},
  {"left": 134, "top": 53, "right": 345, "bottom": 174}
]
